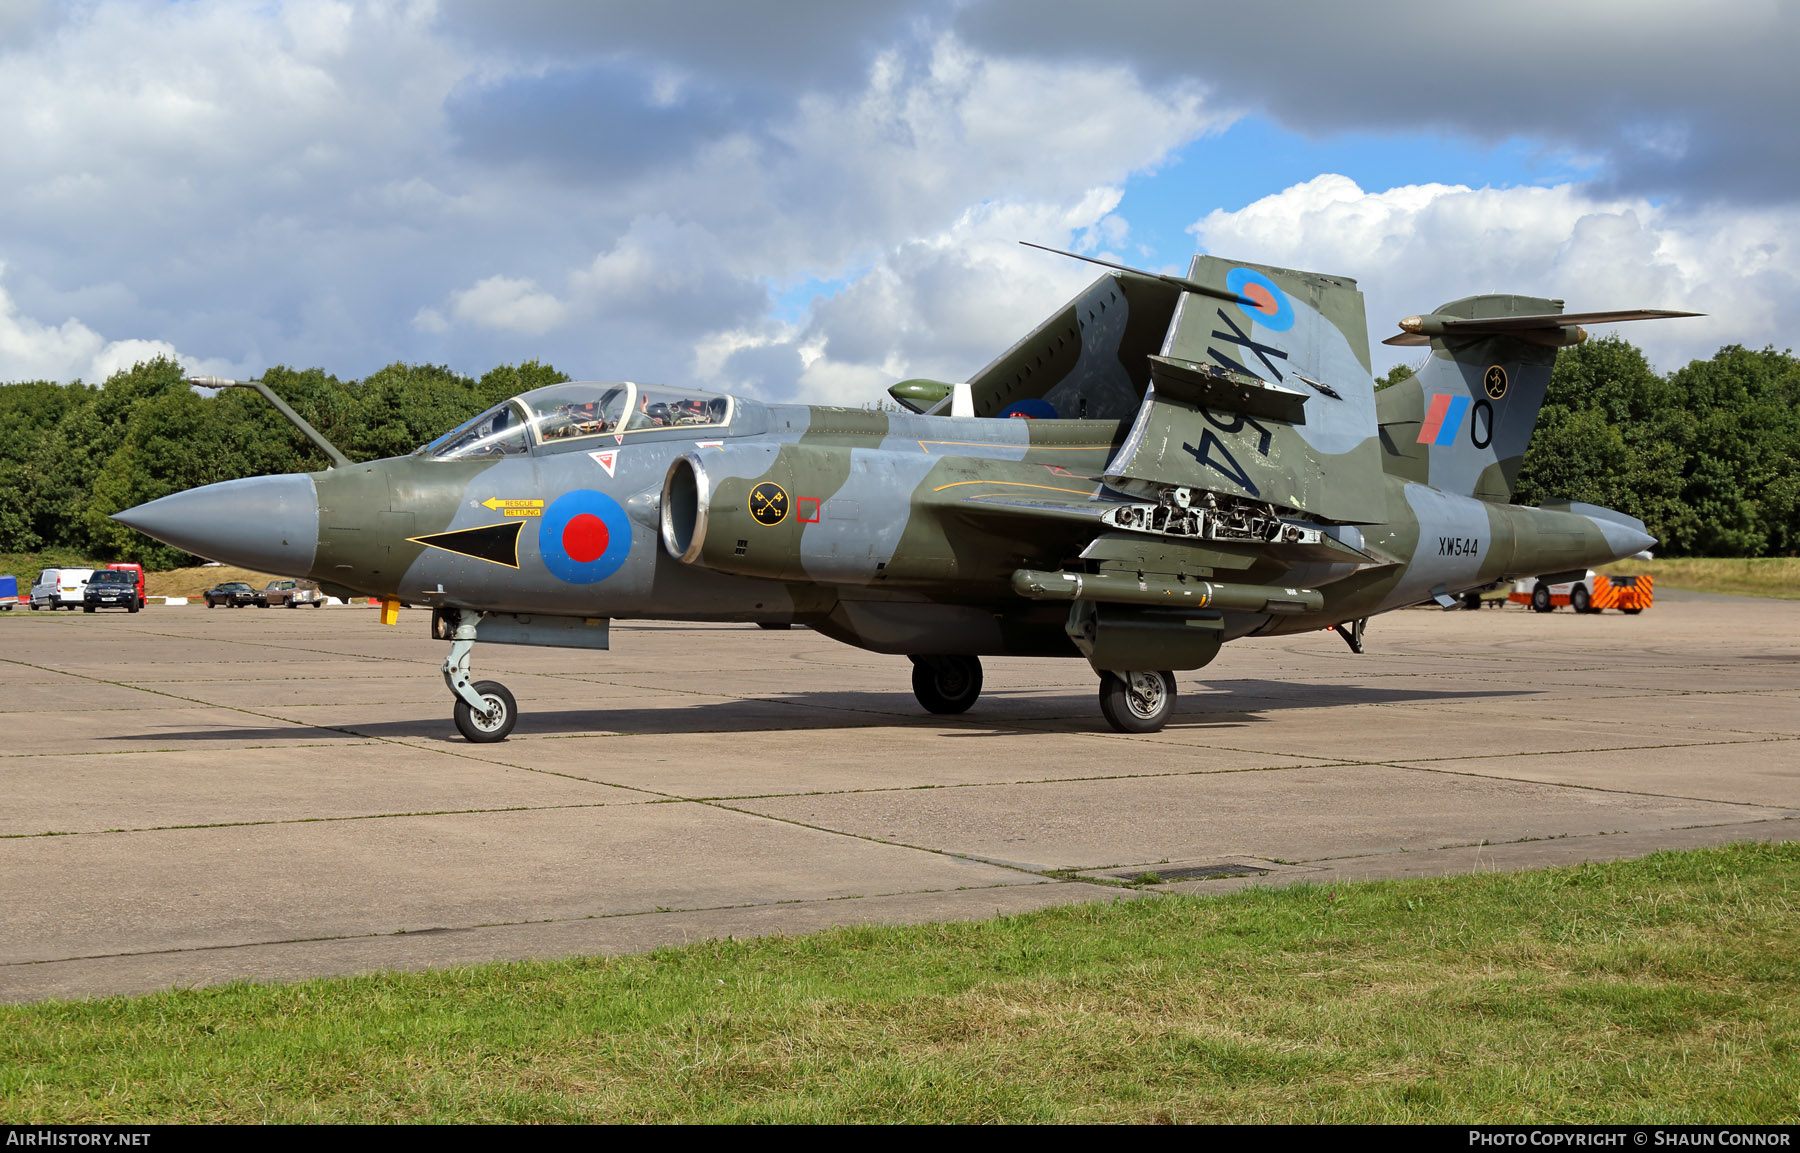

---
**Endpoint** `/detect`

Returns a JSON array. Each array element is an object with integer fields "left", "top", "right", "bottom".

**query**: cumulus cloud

[
  {"left": 0, "top": 269, "right": 199, "bottom": 382},
  {"left": 419, "top": 33, "right": 1218, "bottom": 395},
  {"left": 435, "top": 0, "right": 935, "bottom": 92},
  {"left": 449, "top": 276, "right": 568, "bottom": 335},
  {"left": 1193, "top": 175, "right": 1800, "bottom": 372},
  {"left": 696, "top": 190, "right": 1129, "bottom": 403},
  {"left": 0, "top": 0, "right": 471, "bottom": 380},
  {"left": 0, "top": 0, "right": 1792, "bottom": 402},
  {"left": 956, "top": 0, "right": 1800, "bottom": 204}
]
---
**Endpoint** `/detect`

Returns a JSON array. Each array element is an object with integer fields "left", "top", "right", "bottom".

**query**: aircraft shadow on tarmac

[{"left": 106, "top": 682, "right": 1530, "bottom": 743}]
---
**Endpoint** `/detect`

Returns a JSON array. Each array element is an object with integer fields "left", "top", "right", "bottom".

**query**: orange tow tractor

[{"left": 1510, "top": 570, "right": 1653, "bottom": 614}]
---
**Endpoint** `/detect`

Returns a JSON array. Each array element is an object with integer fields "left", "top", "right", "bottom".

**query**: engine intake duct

[
  {"left": 661, "top": 444, "right": 947, "bottom": 584},
  {"left": 1012, "top": 568, "right": 1323, "bottom": 615}
]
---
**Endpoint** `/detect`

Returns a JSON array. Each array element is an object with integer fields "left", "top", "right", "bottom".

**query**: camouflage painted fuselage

[
  {"left": 118, "top": 251, "right": 1659, "bottom": 682},
  {"left": 289, "top": 399, "right": 1641, "bottom": 660}
]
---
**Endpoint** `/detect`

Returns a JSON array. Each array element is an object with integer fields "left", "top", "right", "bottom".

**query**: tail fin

[
  {"left": 1102, "top": 254, "right": 1390, "bottom": 524},
  {"left": 1374, "top": 297, "right": 1699, "bottom": 502},
  {"left": 1376, "top": 294, "right": 1566, "bottom": 502}
]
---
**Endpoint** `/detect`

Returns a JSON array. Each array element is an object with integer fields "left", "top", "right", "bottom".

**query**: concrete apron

[{"left": 0, "top": 597, "right": 1795, "bottom": 1002}]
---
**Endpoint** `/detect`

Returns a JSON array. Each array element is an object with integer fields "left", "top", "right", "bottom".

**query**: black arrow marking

[{"left": 408, "top": 521, "right": 524, "bottom": 568}]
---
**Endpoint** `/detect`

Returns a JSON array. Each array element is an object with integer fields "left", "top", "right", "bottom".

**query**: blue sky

[
  {"left": 1120, "top": 118, "right": 1603, "bottom": 272},
  {"left": 0, "top": 1, "right": 1793, "bottom": 395}
]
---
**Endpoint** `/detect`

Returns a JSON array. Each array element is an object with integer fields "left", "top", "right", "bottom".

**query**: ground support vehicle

[
  {"left": 1511, "top": 571, "right": 1652, "bottom": 614},
  {"left": 106, "top": 562, "right": 147, "bottom": 609},
  {"left": 30, "top": 568, "right": 93, "bottom": 610},
  {"left": 203, "top": 581, "right": 259, "bottom": 608},
  {"left": 257, "top": 578, "right": 325, "bottom": 608},
  {"left": 83, "top": 569, "right": 140, "bottom": 612},
  {"left": 0, "top": 574, "right": 19, "bottom": 610}
]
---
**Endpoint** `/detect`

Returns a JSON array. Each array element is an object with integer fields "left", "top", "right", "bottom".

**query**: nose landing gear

[{"left": 441, "top": 611, "right": 517, "bottom": 743}]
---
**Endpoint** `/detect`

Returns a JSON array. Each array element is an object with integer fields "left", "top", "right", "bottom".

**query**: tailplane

[{"left": 1373, "top": 297, "right": 1697, "bottom": 502}]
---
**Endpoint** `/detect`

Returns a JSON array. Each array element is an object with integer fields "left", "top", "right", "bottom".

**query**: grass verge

[
  {"left": 4, "top": 841, "right": 1798, "bottom": 1123},
  {"left": 1601, "top": 557, "right": 1800, "bottom": 601}
]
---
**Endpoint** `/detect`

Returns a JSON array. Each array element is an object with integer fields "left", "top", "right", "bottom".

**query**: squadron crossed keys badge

[{"left": 748, "top": 482, "right": 790, "bottom": 526}]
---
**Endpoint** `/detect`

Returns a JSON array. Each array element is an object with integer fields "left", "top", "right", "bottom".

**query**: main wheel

[
  {"left": 1099, "top": 670, "right": 1177, "bottom": 734},
  {"left": 453, "top": 680, "right": 517, "bottom": 743},
  {"left": 1462, "top": 592, "right": 1483, "bottom": 610},
  {"left": 1531, "top": 585, "right": 1553, "bottom": 613},
  {"left": 1570, "top": 585, "right": 1592, "bottom": 614},
  {"left": 911, "top": 655, "right": 982, "bottom": 715},
  {"left": 756, "top": 621, "right": 792, "bottom": 630},
  {"left": 83, "top": 605, "right": 94, "bottom": 613},
  {"left": 128, "top": 601, "right": 139, "bottom": 613}
]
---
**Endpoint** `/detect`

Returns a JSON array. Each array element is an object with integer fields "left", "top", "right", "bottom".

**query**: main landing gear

[
  {"left": 440, "top": 611, "right": 517, "bottom": 743},
  {"left": 905, "top": 655, "right": 1179, "bottom": 734},
  {"left": 910, "top": 654, "right": 983, "bottom": 714},
  {"left": 1098, "top": 670, "right": 1177, "bottom": 734}
]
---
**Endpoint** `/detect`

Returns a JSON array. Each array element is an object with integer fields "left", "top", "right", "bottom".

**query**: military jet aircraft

[{"left": 114, "top": 249, "right": 1694, "bottom": 742}]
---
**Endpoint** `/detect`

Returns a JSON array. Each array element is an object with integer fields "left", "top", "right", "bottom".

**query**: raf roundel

[
  {"left": 1225, "top": 267, "right": 1295, "bottom": 333},
  {"left": 538, "top": 489, "right": 633, "bottom": 585}
]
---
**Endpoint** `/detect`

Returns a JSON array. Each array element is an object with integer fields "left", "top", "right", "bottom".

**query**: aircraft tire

[
  {"left": 1099, "top": 670, "right": 1177, "bottom": 734},
  {"left": 128, "top": 602, "right": 138, "bottom": 614},
  {"left": 756, "top": 622, "right": 792, "bottom": 630},
  {"left": 83, "top": 605, "right": 94, "bottom": 613},
  {"left": 1622, "top": 608, "right": 1643, "bottom": 615},
  {"left": 454, "top": 680, "right": 517, "bottom": 743},
  {"left": 1570, "top": 585, "right": 1592, "bottom": 614},
  {"left": 911, "top": 655, "right": 982, "bottom": 715},
  {"left": 1531, "top": 586, "right": 1553, "bottom": 613}
]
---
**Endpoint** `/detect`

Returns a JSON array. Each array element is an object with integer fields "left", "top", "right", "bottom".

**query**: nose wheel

[
  {"left": 441, "top": 611, "right": 518, "bottom": 743},
  {"left": 1099, "top": 670, "right": 1177, "bottom": 733},
  {"left": 453, "top": 680, "right": 517, "bottom": 743}
]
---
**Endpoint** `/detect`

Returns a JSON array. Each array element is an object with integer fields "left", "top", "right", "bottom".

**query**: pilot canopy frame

[{"left": 421, "top": 382, "right": 736, "bottom": 461}]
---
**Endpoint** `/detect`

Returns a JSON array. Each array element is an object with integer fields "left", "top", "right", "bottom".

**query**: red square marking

[{"left": 798, "top": 497, "right": 821, "bottom": 523}]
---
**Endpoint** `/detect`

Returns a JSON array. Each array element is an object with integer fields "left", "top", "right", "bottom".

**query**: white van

[{"left": 30, "top": 568, "right": 93, "bottom": 610}]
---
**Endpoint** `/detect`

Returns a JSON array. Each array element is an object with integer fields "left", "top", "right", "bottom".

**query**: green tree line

[
  {"left": 0, "top": 358, "right": 567, "bottom": 570},
  {"left": 1, "top": 339, "right": 1795, "bottom": 570}
]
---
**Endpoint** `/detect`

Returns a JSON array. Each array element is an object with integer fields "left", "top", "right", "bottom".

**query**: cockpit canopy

[{"left": 420, "top": 382, "right": 735, "bottom": 461}]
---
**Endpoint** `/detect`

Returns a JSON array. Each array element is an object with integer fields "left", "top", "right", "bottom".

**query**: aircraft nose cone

[
  {"left": 113, "top": 474, "right": 319, "bottom": 574},
  {"left": 1593, "top": 519, "right": 1658, "bottom": 562}
]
